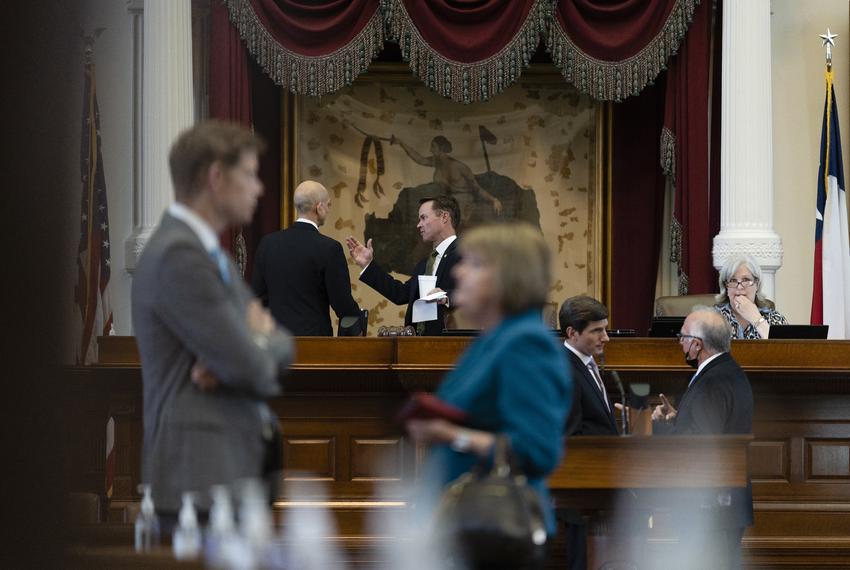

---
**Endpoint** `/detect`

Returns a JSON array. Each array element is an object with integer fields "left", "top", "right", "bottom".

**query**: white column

[
  {"left": 125, "top": 0, "right": 194, "bottom": 271},
  {"left": 713, "top": 0, "right": 783, "bottom": 299}
]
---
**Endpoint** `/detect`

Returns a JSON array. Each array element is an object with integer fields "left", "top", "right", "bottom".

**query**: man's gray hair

[{"left": 691, "top": 305, "right": 732, "bottom": 353}]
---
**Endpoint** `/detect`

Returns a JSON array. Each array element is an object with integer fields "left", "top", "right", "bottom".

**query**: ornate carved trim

[{"left": 712, "top": 235, "right": 784, "bottom": 269}]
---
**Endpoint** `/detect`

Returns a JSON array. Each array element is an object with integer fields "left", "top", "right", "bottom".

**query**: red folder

[{"left": 396, "top": 392, "right": 468, "bottom": 425}]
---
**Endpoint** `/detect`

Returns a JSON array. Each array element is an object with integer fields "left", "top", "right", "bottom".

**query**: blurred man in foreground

[{"left": 132, "top": 121, "right": 293, "bottom": 520}]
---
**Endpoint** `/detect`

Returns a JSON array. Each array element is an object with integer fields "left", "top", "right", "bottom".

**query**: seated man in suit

[
  {"left": 132, "top": 120, "right": 293, "bottom": 521},
  {"left": 558, "top": 295, "right": 618, "bottom": 570},
  {"left": 252, "top": 180, "right": 360, "bottom": 336},
  {"left": 652, "top": 308, "right": 754, "bottom": 569},
  {"left": 345, "top": 195, "right": 460, "bottom": 335}
]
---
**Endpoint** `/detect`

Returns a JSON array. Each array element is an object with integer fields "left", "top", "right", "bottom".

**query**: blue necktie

[{"left": 210, "top": 248, "right": 230, "bottom": 284}]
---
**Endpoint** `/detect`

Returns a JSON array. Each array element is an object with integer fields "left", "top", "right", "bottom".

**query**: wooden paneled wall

[{"left": 66, "top": 337, "right": 850, "bottom": 567}]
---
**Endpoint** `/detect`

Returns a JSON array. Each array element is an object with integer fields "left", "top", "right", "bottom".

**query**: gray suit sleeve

[{"left": 154, "top": 243, "right": 292, "bottom": 398}]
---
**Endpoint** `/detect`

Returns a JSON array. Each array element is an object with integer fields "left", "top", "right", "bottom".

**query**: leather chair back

[{"left": 654, "top": 294, "right": 774, "bottom": 317}]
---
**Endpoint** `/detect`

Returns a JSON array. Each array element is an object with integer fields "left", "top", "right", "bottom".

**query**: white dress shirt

[{"left": 168, "top": 202, "right": 219, "bottom": 254}]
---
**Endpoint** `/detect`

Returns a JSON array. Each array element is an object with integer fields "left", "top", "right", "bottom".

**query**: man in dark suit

[
  {"left": 560, "top": 295, "right": 619, "bottom": 437},
  {"left": 558, "top": 295, "right": 618, "bottom": 570},
  {"left": 653, "top": 308, "right": 754, "bottom": 569},
  {"left": 132, "top": 121, "right": 293, "bottom": 518},
  {"left": 345, "top": 195, "right": 460, "bottom": 335},
  {"left": 252, "top": 180, "right": 360, "bottom": 336}
]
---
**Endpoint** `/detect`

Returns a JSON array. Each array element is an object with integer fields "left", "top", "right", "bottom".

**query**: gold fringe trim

[
  {"left": 222, "top": 0, "right": 384, "bottom": 97},
  {"left": 660, "top": 127, "right": 676, "bottom": 176},
  {"left": 546, "top": 0, "right": 700, "bottom": 101},
  {"left": 670, "top": 216, "right": 682, "bottom": 265},
  {"left": 670, "top": 216, "right": 688, "bottom": 294},
  {"left": 385, "top": 0, "right": 548, "bottom": 104},
  {"left": 235, "top": 229, "right": 247, "bottom": 277}
]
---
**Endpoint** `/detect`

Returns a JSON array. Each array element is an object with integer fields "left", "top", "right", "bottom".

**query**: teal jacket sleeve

[{"left": 495, "top": 330, "right": 572, "bottom": 479}]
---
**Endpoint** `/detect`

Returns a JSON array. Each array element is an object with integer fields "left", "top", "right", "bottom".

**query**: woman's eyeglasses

[{"left": 725, "top": 278, "right": 756, "bottom": 289}]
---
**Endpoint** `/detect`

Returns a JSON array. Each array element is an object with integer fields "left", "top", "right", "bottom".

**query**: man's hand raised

[
  {"left": 345, "top": 236, "right": 374, "bottom": 269},
  {"left": 651, "top": 393, "right": 677, "bottom": 422}
]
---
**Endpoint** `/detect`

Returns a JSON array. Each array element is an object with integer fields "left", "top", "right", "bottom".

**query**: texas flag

[{"left": 811, "top": 69, "right": 850, "bottom": 339}]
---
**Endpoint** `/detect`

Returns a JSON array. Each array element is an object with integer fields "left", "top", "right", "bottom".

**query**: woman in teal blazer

[{"left": 406, "top": 222, "right": 573, "bottom": 542}]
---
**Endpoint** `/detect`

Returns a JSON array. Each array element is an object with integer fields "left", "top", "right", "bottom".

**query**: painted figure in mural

[
  {"left": 365, "top": 128, "right": 542, "bottom": 275},
  {"left": 390, "top": 134, "right": 502, "bottom": 224}
]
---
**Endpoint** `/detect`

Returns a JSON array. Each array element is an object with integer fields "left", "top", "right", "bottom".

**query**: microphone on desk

[{"left": 599, "top": 354, "right": 629, "bottom": 435}]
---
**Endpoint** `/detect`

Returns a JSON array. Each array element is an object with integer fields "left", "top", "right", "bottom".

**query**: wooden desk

[
  {"left": 68, "top": 336, "right": 850, "bottom": 567},
  {"left": 552, "top": 435, "right": 751, "bottom": 490}
]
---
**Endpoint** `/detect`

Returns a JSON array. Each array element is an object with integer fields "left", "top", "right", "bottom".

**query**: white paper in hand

[
  {"left": 420, "top": 291, "right": 447, "bottom": 302},
  {"left": 412, "top": 299, "right": 438, "bottom": 323}
]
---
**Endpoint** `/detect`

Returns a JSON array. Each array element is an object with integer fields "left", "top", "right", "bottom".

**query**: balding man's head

[
  {"left": 293, "top": 180, "right": 330, "bottom": 226},
  {"left": 685, "top": 307, "right": 732, "bottom": 355}
]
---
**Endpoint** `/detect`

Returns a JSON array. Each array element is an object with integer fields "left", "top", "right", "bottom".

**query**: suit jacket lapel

[
  {"left": 165, "top": 213, "right": 239, "bottom": 295},
  {"left": 567, "top": 349, "right": 617, "bottom": 427},
  {"left": 684, "top": 353, "right": 729, "bottom": 394},
  {"left": 435, "top": 239, "right": 457, "bottom": 282}
]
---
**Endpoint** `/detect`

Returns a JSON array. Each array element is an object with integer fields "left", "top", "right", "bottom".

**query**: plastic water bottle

[
  {"left": 134, "top": 484, "right": 160, "bottom": 552},
  {"left": 173, "top": 492, "right": 202, "bottom": 560},
  {"left": 239, "top": 479, "right": 273, "bottom": 550},
  {"left": 206, "top": 486, "right": 239, "bottom": 569}
]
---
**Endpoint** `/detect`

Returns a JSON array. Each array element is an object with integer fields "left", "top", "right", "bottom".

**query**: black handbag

[{"left": 435, "top": 436, "right": 548, "bottom": 569}]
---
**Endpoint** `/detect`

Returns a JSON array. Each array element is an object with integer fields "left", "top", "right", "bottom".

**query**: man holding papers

[{"left": 346, "top": 195, "right": 460, "bottom": 335}]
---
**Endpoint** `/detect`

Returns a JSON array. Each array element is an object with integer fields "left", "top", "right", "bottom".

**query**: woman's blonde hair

[{"left": 459, "top": 222, "right": 551, "bottom": 315}]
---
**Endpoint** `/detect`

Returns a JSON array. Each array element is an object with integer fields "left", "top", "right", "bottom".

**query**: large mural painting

[{"left": 293, "top": 72, "right": 600, "bottom": 330}]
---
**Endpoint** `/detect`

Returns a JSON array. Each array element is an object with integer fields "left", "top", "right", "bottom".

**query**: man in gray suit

[{"left": 132, "top": 120, "right": 293, "bottom": 517}]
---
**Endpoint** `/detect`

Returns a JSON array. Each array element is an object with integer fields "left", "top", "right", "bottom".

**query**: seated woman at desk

[{"left": 714, "top": 254, "right": 787, "bottom": 339}]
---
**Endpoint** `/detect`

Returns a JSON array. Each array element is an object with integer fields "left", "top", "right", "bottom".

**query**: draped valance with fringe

[
  {"left": 547, "top": 0, "right": 699, "bottom": 101},
  {"left": 221, "top": 0, "right": 702, "bottom": 103},
  {"left": 385, "top": 0, "right": 546, "bottom": 103},
  {"left": 221, "top": 0, "right": 384, "bottom": 97}
]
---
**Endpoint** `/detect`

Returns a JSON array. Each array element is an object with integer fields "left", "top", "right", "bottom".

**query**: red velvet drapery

[
  {"left": 210, "top": 1, "right": 251, "bottom": 266},
  {"left": 662, "top": 0, "right": 720, "bottom": 295},
  {"left": 612, "top": 81, "right": 667, "bottom": 332},
  {"left": 548, "top": 0, "right": 700, "bottom": 101},
  {"left": 210, "top": 0, "right": 280, "bottom": 281},
  {"left": 604, "top": 0, "right": 720, "bottom": 329},
  {"left": 221, "top": 0, "right": 383, "bottom": 96},
  {"left": 386, "top": 0, "right": 544, "bottom": 103}
]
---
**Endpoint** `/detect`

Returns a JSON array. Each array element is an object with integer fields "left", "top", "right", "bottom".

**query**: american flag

[{"left": 75, "top": 52, "right": 113, "bottom": 364}]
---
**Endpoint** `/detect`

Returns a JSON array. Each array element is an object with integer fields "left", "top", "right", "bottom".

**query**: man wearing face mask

[{"left": 652, "top": 307, "right": 753, "bottom": 569}]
